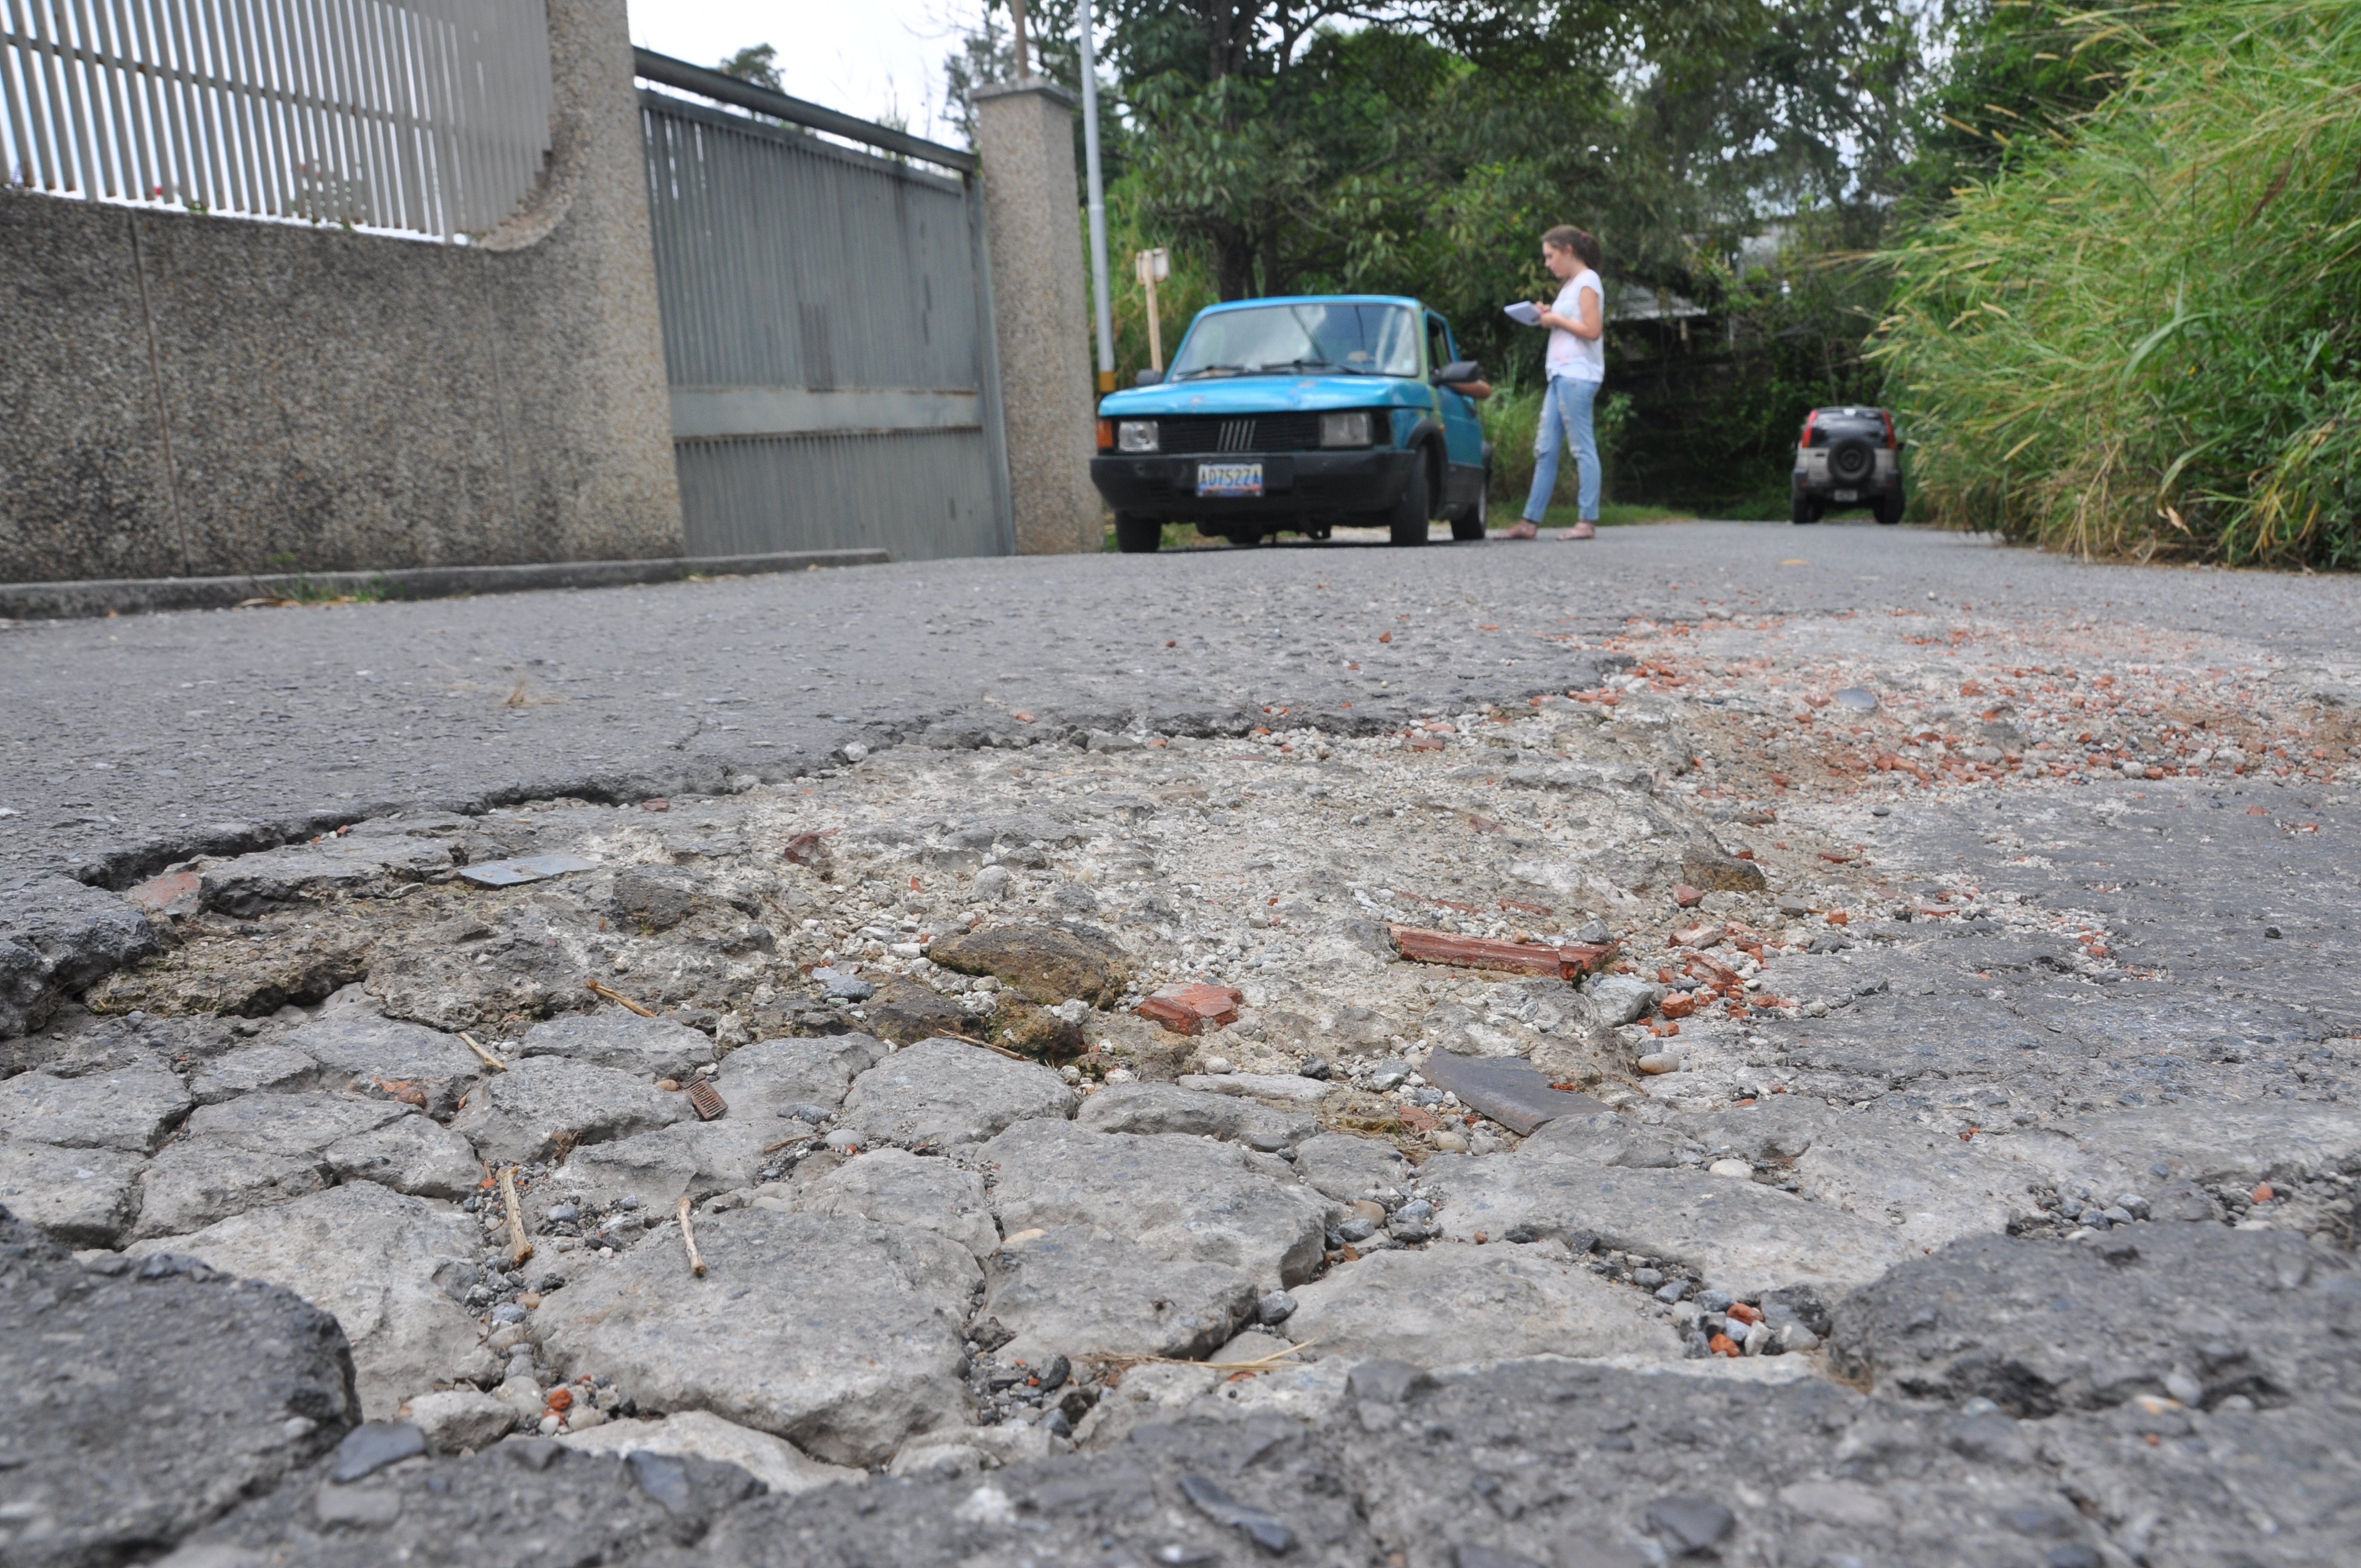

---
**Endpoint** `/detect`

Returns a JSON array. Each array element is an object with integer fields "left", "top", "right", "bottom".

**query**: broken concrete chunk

[
  {"left": 184, "top": 1090, "right": 411, "bottom": 1158},
  {"left": 0, "top": 1208, "right": 357, "bottom": 1564},
  {"left": 1176, "top": 1071, "right": 1335, "bottom": 1106},
  {"left": 983, "top": 1119, "right": 1335, "bottom": 1291},
  {"left": 1078, "top": 1081, "right": 1313, "bottom": 1151},
  {"left": 789, "top": 1147, "right": 999, "bottom": 1260},
  {"left": 710, "top": 1033, "right": 889, "bottom": 1120},
  {"left": 513, "top": 1011, "right": 717, "bottom": 1079},
  {"left": 199, "top": 836, "right": 455, "bottom": 918},
  {"left": 0, "top": 1140, "right": 149, "bottom": 1247},
  {"left": 0, "top": 1052, "right": 193, "bottom": 1153},
  {"left": 324, "top": 1113, "right": 483, "bottom": 1201},
  {"left": 841, "top": 1037, "right": 1075, "bottom": 1147},
  {"left": 859, "top": 977, "right": 988, "bottom": 1047},
  {"left": 560, "top": 1409, "right": 863, "bottom": 1496},
  {"left": 981, "top": 1224, "right": 1259, "bottom": 1364},
  {"left": 924, "top": 922, "right": 1132, "bottom": 1007},
  {"left": 449, "top": 1056, "right": 690, "bottom": 1167},
  {"left": 1284, "top": 1245, "right": 1683, "bottom": 1368},
  {"left": 536, "top": 1210, "right": 977, "bottom": 1467},
  {"left": 0, "top": 872, "right": 164, "bottom": 1037},
  {"left": 132, "top": 1140, "right": 331, "bottom": 1240},
  {"left": 1291, "top": 1133, "right": 1411, "bottom": 1205},
  {"left": 284, "top": 1014, "right": 482, "bottom": 1092},
  {"left": 123, "top": 1181, "right": 481, "bottom": 1418},
  {"left": 1428, "top": 1153, "right": 1913, "bottom": 1297},
  {"left": 188, "top": 1042, "right": 323, "bottom": 1105},
  {"left": 1679, "top": 852, "right": 1769, "bottom": 892},
  {"left": 402, "top": 1387, "right": 517, "bottom": 1454}
]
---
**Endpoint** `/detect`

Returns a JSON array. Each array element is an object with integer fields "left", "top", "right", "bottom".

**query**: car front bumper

[{"left": 1091, "top": 449, "right": 1417, "bottom": 519}]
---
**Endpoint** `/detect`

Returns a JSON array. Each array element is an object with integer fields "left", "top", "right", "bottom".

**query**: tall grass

[{"left": 1875, "top": 0, "right": 2361, "bottom": 567}]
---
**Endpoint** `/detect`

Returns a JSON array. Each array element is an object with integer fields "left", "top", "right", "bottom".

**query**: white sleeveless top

[{"left": 1546, "top": 268, "right": 1605, "bottom": 382}]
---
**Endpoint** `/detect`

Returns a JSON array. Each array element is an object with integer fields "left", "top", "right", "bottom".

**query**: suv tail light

[
  {"left": 1799, "top": 411, "right": 1819, "bottom": 449},
  {"left": 1879, "top": 410, "right": 1898, "bottom": 449}
]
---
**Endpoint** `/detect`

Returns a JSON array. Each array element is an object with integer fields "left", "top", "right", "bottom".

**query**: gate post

[{"left": 973, "top": 83, "right": 1101, "bottom": 554}]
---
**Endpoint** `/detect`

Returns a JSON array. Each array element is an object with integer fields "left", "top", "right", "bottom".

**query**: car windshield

[{"left": 1168, "top": 302, "right": 1419, "bottom": 381}]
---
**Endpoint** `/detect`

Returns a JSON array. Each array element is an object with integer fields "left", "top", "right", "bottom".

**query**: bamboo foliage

[{"left": 1873, "top": 0, "right": 2361, "bottom": 567}]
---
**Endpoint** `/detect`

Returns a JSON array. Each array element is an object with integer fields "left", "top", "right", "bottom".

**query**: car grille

[{"left": 1154, "top": 413, "right": 1326, "bottom": 454}]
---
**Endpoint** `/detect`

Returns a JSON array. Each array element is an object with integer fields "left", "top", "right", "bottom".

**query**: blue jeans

[{"left": 1521, "top": 373, "right": 1601, "bottom": 522}]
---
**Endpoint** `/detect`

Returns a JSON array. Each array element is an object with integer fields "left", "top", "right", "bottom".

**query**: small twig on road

[
  {"left": 459, "top": 1031, "right": 508, "bottom": 1072},
  {"left": 585, "top": 977, "right": 655, "bottom": 1016},
  {"left": 498, "top": 1165, "right": 533, "bottom": 1266},
  {"left": 677, "top": 1194, "right": 706, "bottom": 1276},
  {"left": 941, "top": 1030, "right": 1029, "bottom": 1061}
]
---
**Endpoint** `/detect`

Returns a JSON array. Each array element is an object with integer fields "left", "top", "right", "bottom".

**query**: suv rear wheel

[
  {"left": 1874, "top": 493, "right": 1905, "bottom": 525},
  {"left": 1114, "top": 514, "right": 1162, "bottom": 553},
  {"left": 1389, "top": 448, "right": 1433, "bottom": 547},
  {"left": 1790, "top": 489, "right": 1821, "bottom": 526}
]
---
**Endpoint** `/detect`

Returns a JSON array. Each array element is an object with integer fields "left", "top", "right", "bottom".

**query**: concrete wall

[
  {"left": 0, "top": 0, "right": 683, "bottom": 585},
  {"left": 973, "top": 82, "right": 1103, "bottom": 555}
]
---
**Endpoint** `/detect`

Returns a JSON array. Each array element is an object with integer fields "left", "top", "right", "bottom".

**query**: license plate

[
  {"left": 1197, "top": 461, "right": 1263, "bottom": 498},
  {"left": 1831, "top": 489, "right": 1859, "bottom": 502}
]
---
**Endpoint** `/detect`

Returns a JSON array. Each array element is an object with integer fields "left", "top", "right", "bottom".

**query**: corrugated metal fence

[
  {"left": 0, "top": 0, "right": 551, "bottom": 237},
  {"left": 635, "top": 53, "right": 1012, "bottom": 562}
]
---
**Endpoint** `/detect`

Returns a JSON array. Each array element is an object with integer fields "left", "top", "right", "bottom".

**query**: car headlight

[
  {"left": 1319, "top": 411, "right": 1374, "bottom": 448},
  {"left": 1117, "top": 420, "right": 1160, "bottom": 453}
]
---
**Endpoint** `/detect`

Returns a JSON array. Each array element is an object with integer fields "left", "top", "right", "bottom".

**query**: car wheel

[
  {"left": 1874, "top": 493, "right": 1905, "bottom": 525},
  {"left": 1450, "top": 484, "right": 1488, "bottom": 542},
  {"left": 1790, "top": 489, "right": 1819, "bottom": 526},
  {"left": 1114, "top": 514, "right": 1162, "bottom": 553},
  {"left": 1389, "top": 448, "right": 1433, "bottom": 546}
]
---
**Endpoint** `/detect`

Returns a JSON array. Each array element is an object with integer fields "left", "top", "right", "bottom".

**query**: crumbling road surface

[{"left": 3, "top": 521, "right": 2358, "bottom": 1567}]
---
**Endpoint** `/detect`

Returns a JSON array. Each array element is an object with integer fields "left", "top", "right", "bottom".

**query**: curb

[{"left": 0, "top": 548, "right": 892, "bottom": 621}]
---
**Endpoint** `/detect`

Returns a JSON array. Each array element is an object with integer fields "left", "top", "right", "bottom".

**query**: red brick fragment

[
  {"left": 1728, "top": 1302, "right": 1762, "bottom": 1325},
  {"left": 1137, "top": 982, "right": 1246, "bottom": 1034},
  {"left": 1389, "top": 925, "right": 1612, "bottom": 979},
  {"left": 124, "top": 870, "right": 200, "bottom": 915},
  {"left": 1658, "top": 993, "right": 1696, "bottom": 1019},
  {"left": 1671, "top": 884, "right": 1705, "bottom": 908}
]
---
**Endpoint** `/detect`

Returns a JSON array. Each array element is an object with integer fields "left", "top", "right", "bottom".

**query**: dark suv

[{"left": 1792, "top": 406, "right": 1906, "bottom": 525}]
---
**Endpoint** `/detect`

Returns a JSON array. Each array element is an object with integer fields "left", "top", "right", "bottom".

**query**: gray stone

[
  {"left": 0, "top": 1139, "right": 148, "bottom": 1246},
  {"left": 560, "top": 1409, "right": 863, "bottom": 1496},
  {"left": 133, "top": 1139, "right": 333, "bottom": 1240},
  {"left": 1830, "top": 1227, "right": 2355, "bottom": 1417},
  {"left": 513, "top": 1011, "right": 716, "bottom": 1079},
  {"left": 1418, "top": 1052, "right": 1610, "bottom": 1135},
  {"left": 324, "top": 1113, "right": 483, "bottom": 1201},
  {"left": 183, "top": 1090, "right": 410, "bottom": 1158},
  {"left": 1175, "top": 1071, "right": 1336, "bottom": 1105},
  {"left": 123, "top": 1181, "right": 482, "bottom": 1418},
  {"left": 1792, "top": 1118, "right": 2036, "bottom": 1253},
  {"left": 0, "top": 872, "right": 162, "bottom": 1037},
  {"left": 331, "top": 1421, "right": 428, "bottom": 1482},
  {"left": 1282, "top": 1245, "right": 1682, "bottom": 1368},
  {"left": 447, "top": 1055, "right": 689, "bottom": 1167},
  {"left": 284, "top": 1015, "right": 482, "bottom": 1091},
  {"left": 983, "top": 1119, "right": 1336, "bottom": 1291},
  {"left": 400, "top": 1388, "right": 517, "bottom": 1455},
  {"left": 787, "top": 1147, "right": 999, "bottom": 1260},
  {"left": 0, "top": 1051, "right": 192, "bottom": 1152},
  {"left": 709, "top": 1032, "right": 889, "bottom": 1120},
  {"left": 1427, "top": 1151, "right": 1914, "bottom": 1297},
  {"left": 199, "top": 838, "right": 456, "bottom": 918},
  {"left": 1585, "top": 975, "right": 1665, "bottom": 1027},
  {"left": 0, "top": 1207, "right": 356, "bottom": 1564},
  {"left": 980, "top": 1224, "right": 1259, "bottom": 1363},
  {"left": 1292, "top": 1132, "right": 1411, "bottom": 1205},
  {"left": 188, "top": 1042, "right": 323, "bottom": 1104},
  {"left": 536, "top": 1209, "right": 978, "bottom": 1467},
  {"left": 842, "top": 1036, "right": 1075, "bottom": 1147},
  {"left": 1076, "top": 1080, "right": 1313, "bottom": 1151}
]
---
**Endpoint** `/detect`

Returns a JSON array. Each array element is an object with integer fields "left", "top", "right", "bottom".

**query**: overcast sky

[{"left": 627, "top": 1, "right": 986, "bottom": 144}]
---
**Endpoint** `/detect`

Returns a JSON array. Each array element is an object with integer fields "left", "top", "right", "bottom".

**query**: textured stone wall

[
  {"left": 973, "top": 83, "right": 1102, "bottom": 556},
  {"left": 0, "top": 0, "right": 683, "bottom": 584}
]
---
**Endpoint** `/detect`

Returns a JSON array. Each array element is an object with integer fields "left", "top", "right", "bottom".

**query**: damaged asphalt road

[{"left": 2, "top": 520, "right": 2359, "bottom": 1567}]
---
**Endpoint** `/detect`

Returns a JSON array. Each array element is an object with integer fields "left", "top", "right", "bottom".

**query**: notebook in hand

[{"left": 1503, "top": 301, "right": 1543, "bottom": 326}]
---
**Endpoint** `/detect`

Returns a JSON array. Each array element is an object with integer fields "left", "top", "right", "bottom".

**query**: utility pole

[
  {"left": 1008, "top": 0, "right": 1031, "bottom": 78},
  {"left": 1135, "top": 247, "right": 1169, "bottom": 372},
  {"left": 1078, "top": 0, "right": 1115, "bottom": 395}
]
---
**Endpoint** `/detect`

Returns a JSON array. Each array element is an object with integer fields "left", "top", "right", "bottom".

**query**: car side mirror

[
  {"left": 1433, "top": 360, "right": 1481, "bottom": 385},
  {"left": 1134, "top": 368, "right": 1164, "bottom": 386}
]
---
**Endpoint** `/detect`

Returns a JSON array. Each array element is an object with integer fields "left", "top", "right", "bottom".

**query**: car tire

[
  {"left": 1791, "top": 491, "right": 1820, "bottom": 526},
  {"left": 1389, "top": 448, "right": 1433, "bottom": 547},
  {"left": 1874, "top": 493, "right": 1905, "bottom": 525},
  {"left": 1450, "top": 484, "right": 1488, "bottom": 542},
  {"left": 1114, "top": 514, "right": 1162, "bottom": 553}
]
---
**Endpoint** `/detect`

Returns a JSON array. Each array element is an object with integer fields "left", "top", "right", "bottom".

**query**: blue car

[{"left": 1091, "top": 295, "right": 1492, "bottom": 551}]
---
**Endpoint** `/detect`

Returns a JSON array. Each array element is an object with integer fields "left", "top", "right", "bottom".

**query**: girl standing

[{"left": 1506, "top": 226, "right": 1606, "bottom": 541}]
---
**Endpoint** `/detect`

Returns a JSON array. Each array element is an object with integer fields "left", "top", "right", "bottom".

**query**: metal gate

[{"left": 634, "top": 52, "right": 1011, "bottom": 561}]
